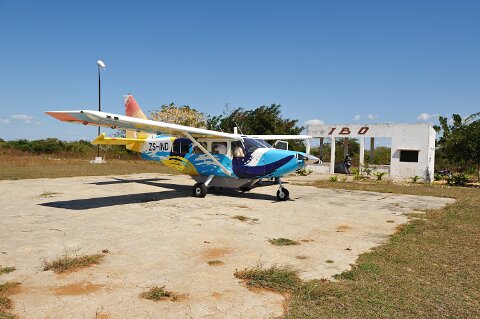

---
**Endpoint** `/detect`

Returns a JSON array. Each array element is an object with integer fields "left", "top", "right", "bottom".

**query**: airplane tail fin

[
  {"left": 124, "top": 94, "right": 150, "bottom": 150},
  {"left": 124, "top": 94, "right": 148, "bottom": 120}
]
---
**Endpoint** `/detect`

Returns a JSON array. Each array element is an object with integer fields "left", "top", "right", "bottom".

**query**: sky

[{"left": 0, "top": 0, "right": 479, "bottom": 141}]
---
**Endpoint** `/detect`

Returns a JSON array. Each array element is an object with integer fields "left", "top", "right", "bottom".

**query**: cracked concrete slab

[{"left": 0, "top": 173, "right": 454, "bottom": 318}]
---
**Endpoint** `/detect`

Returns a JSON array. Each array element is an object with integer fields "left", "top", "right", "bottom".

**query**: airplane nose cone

[{"left": 296, "top": 153, "right": 321, "bottom": 165}]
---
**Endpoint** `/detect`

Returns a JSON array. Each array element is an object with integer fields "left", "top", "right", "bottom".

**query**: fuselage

[{"left": 139, "top": 135, "right": 314, "bottom": 179}]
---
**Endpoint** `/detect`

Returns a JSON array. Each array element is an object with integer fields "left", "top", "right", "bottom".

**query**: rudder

[{"left": 124, "top": 94, "right": 150, "bottom": 149}]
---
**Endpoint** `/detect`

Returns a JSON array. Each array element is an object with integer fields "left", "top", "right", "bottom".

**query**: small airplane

[{"left": 46, "top": 95, "right": 320, "bottom": 201}]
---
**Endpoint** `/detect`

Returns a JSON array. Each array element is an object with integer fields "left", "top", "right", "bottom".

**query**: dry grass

[
  {"left": 268, "top": 238, "right": 300, "bottom": 246},
  {"left": 232, "top": 215, "right": 248, "bottom": 222},
  {"left": 43, "top": 253, "right": 104, "bottom": 273},
  {"left": 39, "top": 191, "right": 62, "bottom": 198},
  {"left": 295, "top": 255, "right": 308, "bottom": 260},
  {"left": 0, "top": 155, "right": 174, "bottom": 180},
  {"left": 207, "top": 260, "right": 224, "bottom": 266},
  {"left": 0, "top": 267, "right": 15, "bottom": 276},
  {"left": 282, "top": 180, "right": 480, "bottom": 318},
  {"left": 140, "top": 286, "right": 177, "bottom": 301},
  {"left": 0, "top": 281, "right": 20, "bottom": 318},
  {"left": 232, "top": 215, "right": 259, "bottom": 223}
]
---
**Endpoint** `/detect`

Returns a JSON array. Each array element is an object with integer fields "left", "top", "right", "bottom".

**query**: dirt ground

[{"left": 0, "top": 173, "right": 454, "bottom": 319}]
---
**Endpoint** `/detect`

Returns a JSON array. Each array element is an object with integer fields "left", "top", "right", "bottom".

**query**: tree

[
  {"left": 207, "top": 104, "right": 305, "bottom": 151},
  {"left": 434, "top": 113, "right": 480, "bottom": 180},
  {"left": 150, "top": 103, "right": 207, "bottom": 128}
]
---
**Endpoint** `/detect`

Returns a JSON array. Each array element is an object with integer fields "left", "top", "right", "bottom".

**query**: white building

[{"left": 306, "top": 123, "right": 436, "bottom": 182}]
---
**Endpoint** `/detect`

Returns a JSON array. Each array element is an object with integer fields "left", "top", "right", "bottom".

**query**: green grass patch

[
  {"left": 282, "top": 180, "right": 480, "bottom": 318},
  {"left": 43, "top": 253, "right": 104, "bottom": 273},
  {"left": 0, "top": 267, "right": 15, "bottom": 276},
  {"left": 140, "top": 286, "right": 177, "bottom": 301},
  {"left": 268, "top": 238, "right": 300, "bottom": 246},
  {"left": 325, "top": 259, "right": 334, "bottom": 264},
  {"left": 234, "top": 265, "right": 301, "bottom": 292}
]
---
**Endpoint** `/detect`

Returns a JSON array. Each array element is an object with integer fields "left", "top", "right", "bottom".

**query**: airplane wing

[
  {"left": 248, "top": 134, "right": 312, "bottom": 140},
  {"left": 45, "top": 110, "right": 240, "bottom": 139}
]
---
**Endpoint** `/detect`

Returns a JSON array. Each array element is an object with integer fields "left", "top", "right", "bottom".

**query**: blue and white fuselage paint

[{"left": 139, "top": 135, "right": 316, "bottom": 181}]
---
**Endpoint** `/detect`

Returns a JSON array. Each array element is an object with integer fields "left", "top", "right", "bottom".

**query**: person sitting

[
  {"left": 233, "top": 146, "right": 245, "bottom": 158},
  {"left": 344, "top": 154, "right": 352, "bottom": 174}
]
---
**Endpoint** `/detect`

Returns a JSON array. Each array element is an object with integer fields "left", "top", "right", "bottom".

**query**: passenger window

[
  {"left": 193, "top": 142, "right": 208, "bottom": 154},
  {"left": 212, "top": 142, "right": 227, "bottom": 155}
]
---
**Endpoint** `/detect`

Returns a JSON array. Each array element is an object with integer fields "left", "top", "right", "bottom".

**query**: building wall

[{"left": 306, "top": 123, "right": 436, "bottom": 182}]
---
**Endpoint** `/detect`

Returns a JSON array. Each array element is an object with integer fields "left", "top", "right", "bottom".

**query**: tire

[
  {"left": 276, "top": 187, "right": 289, "bottom": 201},
  {"left": 192, "top": 183, "right": 208, "bottom": 198}
]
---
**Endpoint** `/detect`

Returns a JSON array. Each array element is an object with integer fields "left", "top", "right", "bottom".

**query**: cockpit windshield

[{"left": 243, "top": 138, "right": 272, "bottom": 152}]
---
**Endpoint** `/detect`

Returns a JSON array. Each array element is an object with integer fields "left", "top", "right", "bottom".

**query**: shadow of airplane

[
  {"left": 89, "top": 177, "right": 169, "bottom": 186},
  {"left": 40, "top": 177, "right": 278, "bottom": 210}
]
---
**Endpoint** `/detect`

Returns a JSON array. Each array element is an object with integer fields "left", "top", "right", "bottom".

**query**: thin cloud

[
  {"left": 367, "top": 114, "right": 378, "bottom": 120},
  {"left": 416, "top": 113, "right": 432, "bottom": 121},
  {"left": 0, "top": 118, "right": 10, "bottom": 124},
  {"left": 304, "top": 119, "right": 325, "bottom": 126},
  {"left": 353, "top": 114, "right": 361, "bottom": 121},
  {"left": 12, "top": 114, "right": 34, "bottom": 124}
]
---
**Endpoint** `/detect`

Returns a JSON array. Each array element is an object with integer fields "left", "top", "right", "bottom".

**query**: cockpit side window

[
  {"left": 256, "top": 139, "right": 273, "bottom": 148},
  {"left": 243, "top": 138, "right": 271, "bottom": 152},
  {"left": 232, "top": 140, "right": 245, "bottom": 158}
]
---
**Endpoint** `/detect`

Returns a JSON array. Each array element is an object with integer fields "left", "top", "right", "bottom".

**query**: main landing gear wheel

[
  {"left": 276, "top": 187, "right": 289, "bottom": 201},
  {"left": 192, "top": 183, "right": 208, "bottom": 198}
]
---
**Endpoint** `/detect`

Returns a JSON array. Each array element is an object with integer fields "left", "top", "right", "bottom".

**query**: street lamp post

[{"left": 96, "top": 60, "right": 106, "bottom": 159}]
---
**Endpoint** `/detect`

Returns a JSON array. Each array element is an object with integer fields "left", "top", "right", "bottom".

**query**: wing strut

[{"left": 183, "top": 132, "right": 232, "bottom": 177}]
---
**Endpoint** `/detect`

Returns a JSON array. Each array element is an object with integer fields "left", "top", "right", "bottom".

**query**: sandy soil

[{"left": 0, "top": 173, "right": 454, "bottom": 319}]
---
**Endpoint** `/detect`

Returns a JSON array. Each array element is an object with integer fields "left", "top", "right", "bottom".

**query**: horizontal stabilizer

[{"left": 92, "top": 133, "right": 146, "bottom": 145}]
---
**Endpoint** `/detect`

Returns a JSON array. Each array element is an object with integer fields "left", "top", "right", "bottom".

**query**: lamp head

[{"left": 96, "top": 60, "right": 106, "bottom": 68}]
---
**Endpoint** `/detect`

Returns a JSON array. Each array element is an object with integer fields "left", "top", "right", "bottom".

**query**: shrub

[
  {"left": 329, "top": 175, "right": 339, "bottom": 182},
  {"left": 296, "top": 168, "right": 313, "bottom": 176},
  {"left": 362, "top": 163, "right": 373, "bottom": 176},
  {"left": 374, "top": 171, "right": 387, "bottom": 181},
  {"left": 411, "top": 176, "right": 421, "bottom": 183},
  {"left": 446, "top": 173, "right": 469, "bottom": 186}
]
